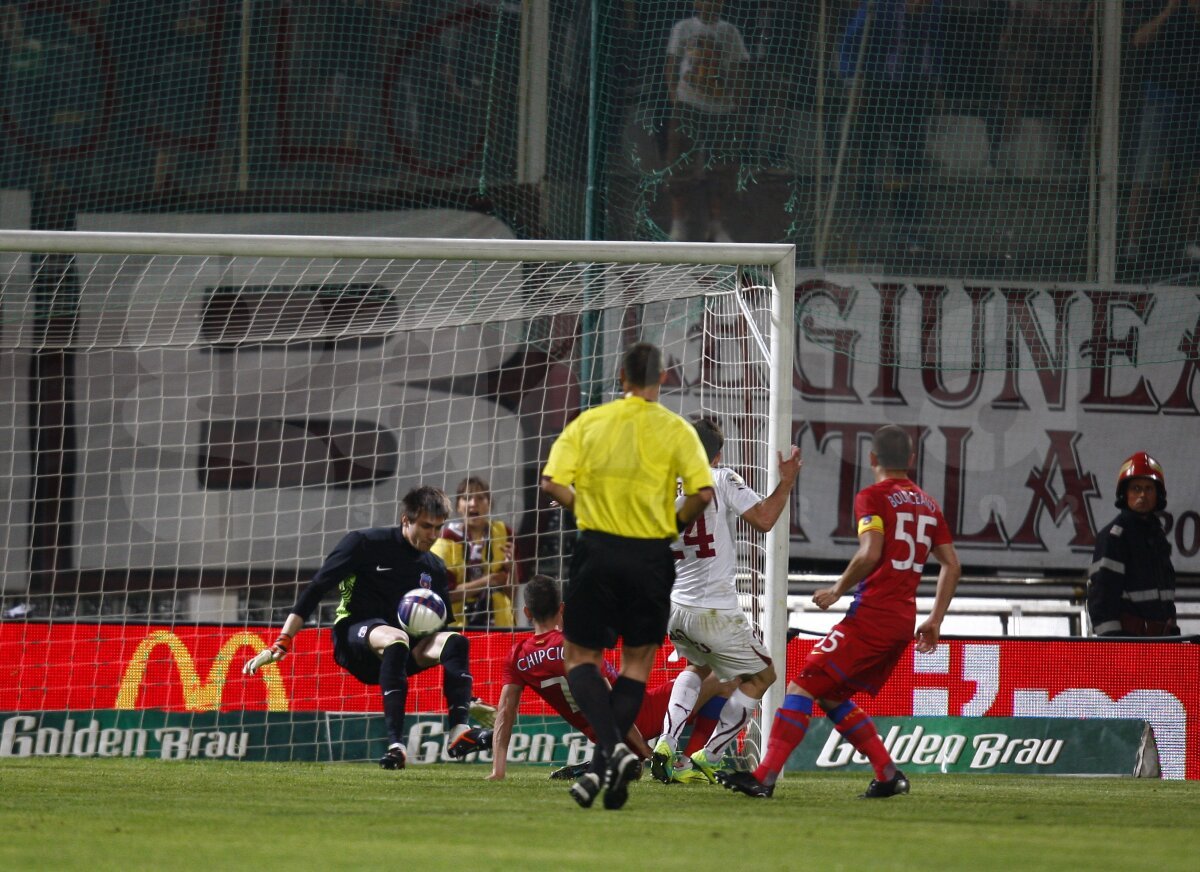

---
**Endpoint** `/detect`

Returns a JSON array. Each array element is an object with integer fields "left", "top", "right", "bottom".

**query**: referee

[{"left": 541, "top": 342, "right": 714, "bottom": 810}]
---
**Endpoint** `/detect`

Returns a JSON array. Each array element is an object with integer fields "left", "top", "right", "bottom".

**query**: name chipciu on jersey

[{"left": 515, "top": 644, "right": 564, "bottom": 672}]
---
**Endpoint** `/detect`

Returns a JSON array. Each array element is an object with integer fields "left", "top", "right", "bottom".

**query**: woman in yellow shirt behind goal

[{"left": 431, "top": 475, "right": 518, "bottom": 629}]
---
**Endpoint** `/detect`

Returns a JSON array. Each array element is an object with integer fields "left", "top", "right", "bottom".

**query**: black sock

[
  {"left": 379, "top": 641, "right": 410, "bottom": 745},
  {"left": 610, "top": 676, "right": 646, "bottom": 739},
  {"left": 566, "top": 663, "right": 620, "bottom": 756},
  {"left": 438, "top": 633, "right": 472, "bottom": 729}
]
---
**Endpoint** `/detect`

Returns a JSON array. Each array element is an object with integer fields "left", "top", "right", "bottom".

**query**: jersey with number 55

[
  {"left": 671, "top": 467, "right": 763, "bottom": 609},
  {"left": 852, "top": 477, "right": 952, "bottom": 628}
]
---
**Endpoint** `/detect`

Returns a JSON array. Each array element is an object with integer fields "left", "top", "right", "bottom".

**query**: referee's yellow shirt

[{"left": 542, "top": 395, "right": 714, "bottom": 540}]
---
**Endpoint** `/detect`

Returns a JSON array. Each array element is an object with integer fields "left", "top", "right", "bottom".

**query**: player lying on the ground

[{"left": 446, "top": 574, "right": 730, "bottom": 780}]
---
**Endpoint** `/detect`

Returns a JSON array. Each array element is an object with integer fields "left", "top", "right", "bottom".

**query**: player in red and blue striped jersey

[{"left": 718, "top": 424, "right": 961, "bottom": 799}]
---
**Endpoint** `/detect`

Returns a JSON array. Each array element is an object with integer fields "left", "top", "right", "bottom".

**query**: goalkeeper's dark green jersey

[{"left": 291, "top": 526, "right": 455, "bottom": 627}]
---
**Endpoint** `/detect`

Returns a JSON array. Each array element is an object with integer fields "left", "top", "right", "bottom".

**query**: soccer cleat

[
  {"left": 650, "top": 739, "right": 675, "bottom": 784},
  {"left": 669, "top": 763, "right": 708, "bottom": 784},
  {"left": 628, "top": 758, "right": 644, "bottom": 781},
  {"left": 570, "top": 772, "right": 602, "bottom": 808},
  {"left": 549, "top": 761, "right": 591, "bottom": 781},
  {"left": 860, "top": 770, "right": 910, "bottom": 799},
  {"left": 447, "top": 727, "right": 493, "bottom": 759},
  {"left": 602, "top": 743, "right": 638, "bottom": 810},
  {"left": 379, "top": 743, "right": 407, "bottom": 770},
  {"left": 469, "top": 697, "right": 497, "bottom": 728},
  {"left": 689, "top": 748, "right": 721, "bottom": 784},
  {"left": 715, "top": 769, "right": 773, "bottom": 798}
]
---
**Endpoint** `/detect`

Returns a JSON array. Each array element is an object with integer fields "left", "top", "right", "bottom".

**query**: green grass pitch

[{"left": 2, "top": 760, "right": 1197, "bottom": 871}]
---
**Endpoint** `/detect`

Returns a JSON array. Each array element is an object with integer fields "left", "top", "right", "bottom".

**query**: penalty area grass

[{"left": 1, "top": 759, "right": 1197, "bottom": 872}]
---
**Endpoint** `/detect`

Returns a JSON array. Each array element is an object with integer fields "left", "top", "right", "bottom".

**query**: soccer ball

[{"left": 397, "top": 588, "right": 447, "bottom": 638}]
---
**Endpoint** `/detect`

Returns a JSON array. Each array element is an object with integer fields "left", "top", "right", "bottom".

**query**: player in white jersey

[{"left": 652, "top": 418, "right": 802, "bottom": 783}]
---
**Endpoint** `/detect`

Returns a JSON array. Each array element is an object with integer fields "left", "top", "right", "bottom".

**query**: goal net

[
  {"left": 9, "top": 2, "right": 1198, "bottom": 283},
  {"left": 0, "top": 230, "right": 793, "bottom": 766}
]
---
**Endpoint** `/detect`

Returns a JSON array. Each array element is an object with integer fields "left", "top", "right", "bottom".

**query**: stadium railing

[{"left": 787, "top": 572, "right": 1200, "bottom": 638}]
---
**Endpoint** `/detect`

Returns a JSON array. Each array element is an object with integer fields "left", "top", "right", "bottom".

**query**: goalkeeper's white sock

[
  {"left": 705, "top": 687, "right": 758, "bottom": 759},
  {"left": 660, "top": 669, "right": 703, "bottom": 751}
]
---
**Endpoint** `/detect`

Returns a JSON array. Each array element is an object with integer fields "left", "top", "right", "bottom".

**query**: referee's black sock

[
  {"left": 609, "top": 675, "right": 646, "bottom": 738},
  {"left": 438, "top": 632, "right": 473, "bottom": 728},
  {"left": 567, "top": 663, "right": 620, "bottom": 755},
  {"left": 379, "top": 641, "right": 411, "bottom": 745}
]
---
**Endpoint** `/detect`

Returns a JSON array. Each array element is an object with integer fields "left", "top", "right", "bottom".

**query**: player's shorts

[
  {"left": 797, "top": 613, "right": 910, "bottom": 702},
  {"left": 332, "top": 618, "right": 424, "bottom": 685},
  {"left": 666, "top": 602, "right": 772, "bottom": 682},
  {"left": 563, "top": 530, "right": 675, "bottom": 650}
]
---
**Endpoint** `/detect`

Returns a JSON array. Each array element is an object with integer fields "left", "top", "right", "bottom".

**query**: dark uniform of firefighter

[{"left": 1087, "top": 452, "right": 1178, "bottom": 637}]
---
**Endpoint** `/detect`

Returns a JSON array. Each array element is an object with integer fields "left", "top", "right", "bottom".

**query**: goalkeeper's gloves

[{"left": 243, "top": 633, "right": 292, "bottom": 675}]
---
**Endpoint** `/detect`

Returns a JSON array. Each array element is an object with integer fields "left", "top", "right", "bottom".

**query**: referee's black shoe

[
  {"left": 860, "top": 770, "right": 910, "bottom": 798},
  {"left": 570, "top": 772, "right": 602, "bottom": 808},
  {"left": 602, "top": 743, "right": 638, "bottom": 810}
]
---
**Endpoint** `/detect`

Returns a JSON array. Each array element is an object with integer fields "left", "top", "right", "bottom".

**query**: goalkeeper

[{"left": 243, "top": 485, "right": 495, "bottom": 769}]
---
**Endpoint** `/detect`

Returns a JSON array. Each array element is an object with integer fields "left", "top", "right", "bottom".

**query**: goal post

[{"left": 0, "top": 229, "right": 795, "bottom": 765}]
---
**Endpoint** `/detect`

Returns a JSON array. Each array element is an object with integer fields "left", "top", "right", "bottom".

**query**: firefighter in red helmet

[{"left": 1086, "top": 452, "right": 1178, "bottom": 636}]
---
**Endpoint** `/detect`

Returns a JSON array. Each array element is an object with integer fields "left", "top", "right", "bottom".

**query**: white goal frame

[{"left": 0, "top": 229, "right": 795, "bottom": 751}]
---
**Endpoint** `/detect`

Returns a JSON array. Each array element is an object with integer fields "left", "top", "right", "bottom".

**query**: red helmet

[{"left": 1115, "top": 451, "right": 1166, "bottom": 509}]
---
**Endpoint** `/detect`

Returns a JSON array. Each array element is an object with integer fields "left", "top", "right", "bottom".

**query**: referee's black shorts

[{"left": 562, "top": 530, "right": 676, "bottom": 650}]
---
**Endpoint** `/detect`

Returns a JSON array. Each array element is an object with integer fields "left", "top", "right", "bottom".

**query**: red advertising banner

[
  {"left": 787, "top": 634, "right": 1200, "bottom": 780},
  {"left": 2, "top": 624, "right": 1196, "bottom": 778}
]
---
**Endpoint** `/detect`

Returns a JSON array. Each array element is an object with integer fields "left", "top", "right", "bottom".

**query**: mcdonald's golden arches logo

[{"left": 116, "top": 630, "right": 289, "bottom": 712}]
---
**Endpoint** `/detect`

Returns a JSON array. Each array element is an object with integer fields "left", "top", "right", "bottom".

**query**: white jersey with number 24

[{"left": 671, "top": 466, "right": 762, "bottom": 609}]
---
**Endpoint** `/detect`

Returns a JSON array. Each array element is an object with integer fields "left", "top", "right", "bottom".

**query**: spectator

[
  {"left": 991, "top": 1, "right": 1092, "bottom": 171},
  {"left": 939, "top": 0, "right": 1006, "bottom": 120},
  {"left": 839, "top": 0, "right": 944, "bottom": 256},
  {"left": 2, "top": 2, "right": 99, "bottom": 189},
  {"left": 663, "top": 0, "right": 750, "bottom": 242},
  {"left": 1087, "top": 452, "right": 1178, "bottom": 637},
  {"left": 431, "top": 474, "right": 519, "bottom": 629},
  {"left": 144, "top": 1, "right": 213, "bottom": 194},
  {"left": 1123, "top": 0, "right": 1200, "bottom": 263}
]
